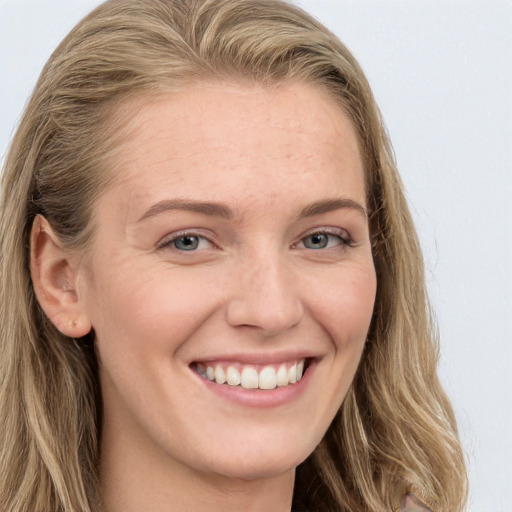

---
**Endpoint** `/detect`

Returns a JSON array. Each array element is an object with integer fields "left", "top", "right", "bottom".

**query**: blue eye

[
  {"left": 303, "top": 233, "right": 330, "bottom": 249},
  {"left": 301, "top": 231, "right": 349, "bottom": 250},
  {"left": 162, "top": 234, "right": 214, "bottom": 252},
  {"left": 173, "top": 235, "right": 201, "bottom": 251}
]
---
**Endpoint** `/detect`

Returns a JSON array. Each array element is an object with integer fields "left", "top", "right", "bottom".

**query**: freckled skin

[{"left": 77, "top": 82, "right": 377, "bottom": 512}]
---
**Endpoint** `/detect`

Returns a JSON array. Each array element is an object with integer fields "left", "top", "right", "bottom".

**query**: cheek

[
  {"left": 315, "top": 263, "right": 377, "bottom": 349},
  {"left": 88, "top": 262, "right": 224, "bottom": 357},
  {"left": 328, "top": 268, "right": 376, "bottom": 404}
]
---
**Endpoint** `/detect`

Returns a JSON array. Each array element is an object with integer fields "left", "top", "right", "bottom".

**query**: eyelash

[
  {"left": 293, "top": 229, "right": 354, "bottom": 250},
  {"left": 157, "top": 230, "right": 218, "bottom": 252},
  {"left": 158, "top": 228, "right": 353, "bottom": 253}
]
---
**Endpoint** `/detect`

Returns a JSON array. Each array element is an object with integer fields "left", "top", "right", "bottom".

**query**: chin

[
  {"left": 211, "top": 457, "right": 301, "bottom": 482},
  {"left": 194, "top": 432, "right": 316, "bottom": 482}
]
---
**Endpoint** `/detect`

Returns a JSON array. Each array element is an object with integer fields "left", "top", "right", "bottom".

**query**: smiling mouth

[{"left": 191, "top": 359, "right": 310, "bottom": 390}]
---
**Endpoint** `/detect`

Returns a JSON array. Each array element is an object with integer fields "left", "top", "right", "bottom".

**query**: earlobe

[{"left": 30, "top": 215, "right": 92, "bottom": 338}]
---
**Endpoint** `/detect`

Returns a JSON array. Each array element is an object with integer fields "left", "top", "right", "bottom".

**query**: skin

[{"left": 31, "top": 81, "right": 376, "bottom": 512}]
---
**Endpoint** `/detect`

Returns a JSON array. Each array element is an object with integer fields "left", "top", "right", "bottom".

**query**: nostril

[{"left": 225, "top": 297, "right": 304, "bottom": 336}]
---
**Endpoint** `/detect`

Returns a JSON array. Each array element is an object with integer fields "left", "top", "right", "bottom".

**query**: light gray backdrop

[{"left": 1, "top": 1, "right": 511, "bottom": 510}]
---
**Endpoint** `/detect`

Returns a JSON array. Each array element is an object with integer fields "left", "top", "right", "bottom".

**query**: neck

[{"left": 99, "top": 417, "right": 295, "bottom": 512}]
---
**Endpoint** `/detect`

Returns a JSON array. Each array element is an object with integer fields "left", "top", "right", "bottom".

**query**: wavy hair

[{"left": 0, "top": 0, "right": 467, "bottom": 510}]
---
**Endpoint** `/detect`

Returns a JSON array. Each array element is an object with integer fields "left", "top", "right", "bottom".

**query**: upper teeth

[{"left": 196, "top": 360, "right": 305, "bottom": 390}]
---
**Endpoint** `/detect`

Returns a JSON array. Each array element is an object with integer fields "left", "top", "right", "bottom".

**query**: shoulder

[{"left": 397, "top": 492, "right": 433, "bottom": 512}]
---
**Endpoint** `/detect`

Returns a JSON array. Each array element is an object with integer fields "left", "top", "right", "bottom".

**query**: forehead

[{"left": 100, "top": 81, "right": 366, "bottom": 220}]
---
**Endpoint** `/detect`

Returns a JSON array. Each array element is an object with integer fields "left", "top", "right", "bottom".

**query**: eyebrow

[
  {"left": 137, "top": 197, "right": 367, "bottom": 223},
  {"left": 137, "top": 199, "right": 233, "bottom": 222},
  {"left": 298, "top": 198, "right": 367, "bottom": 219}
]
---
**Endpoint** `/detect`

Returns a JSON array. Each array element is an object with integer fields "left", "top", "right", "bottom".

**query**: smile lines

[{"left": 193, "top": 360, "right": 306, "bottom": 390}]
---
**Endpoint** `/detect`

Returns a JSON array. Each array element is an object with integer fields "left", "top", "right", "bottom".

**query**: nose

[{"left": 226, "top": 251, "right": 304, "bottom": 337}]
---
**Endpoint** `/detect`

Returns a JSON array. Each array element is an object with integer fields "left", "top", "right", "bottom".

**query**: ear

[{"left": 30, "top": 215, "right": 92, "bottom": 338}]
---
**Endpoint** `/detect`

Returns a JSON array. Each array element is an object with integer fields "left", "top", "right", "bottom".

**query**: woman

[{"left": 0, "top": 0, "right": 468, "bottom": 511}]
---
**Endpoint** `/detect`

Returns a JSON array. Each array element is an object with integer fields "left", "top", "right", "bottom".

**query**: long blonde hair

[{"left": 0, "top": 1, "right": 467, "bottom": 510}]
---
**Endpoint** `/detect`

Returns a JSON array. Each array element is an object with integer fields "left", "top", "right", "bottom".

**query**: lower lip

[{"left": 191, "top": 360, "right": 316, "bottom": 408}]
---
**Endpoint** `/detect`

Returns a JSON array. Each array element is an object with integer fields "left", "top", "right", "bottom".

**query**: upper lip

[{"left": 190, "top": 350, "right": 321, "bottom": 366}]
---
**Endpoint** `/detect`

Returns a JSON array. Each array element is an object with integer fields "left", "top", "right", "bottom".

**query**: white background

[{"left": 1, "top": 1, "right": 511, "bottom": 510}]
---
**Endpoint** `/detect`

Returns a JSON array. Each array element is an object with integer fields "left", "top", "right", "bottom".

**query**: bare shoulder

[{"left": 397, "top": 492, "right": 433, "bottom": 512}]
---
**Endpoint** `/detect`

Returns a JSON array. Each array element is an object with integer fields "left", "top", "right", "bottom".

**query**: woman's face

[{"left": 79, "top": 82, "right": 376, "bottom": 481}]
